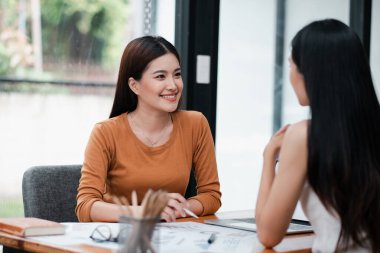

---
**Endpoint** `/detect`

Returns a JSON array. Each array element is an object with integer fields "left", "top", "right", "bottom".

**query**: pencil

[{"left": 183, "top": 208, "right": 199, "bottom": 218}]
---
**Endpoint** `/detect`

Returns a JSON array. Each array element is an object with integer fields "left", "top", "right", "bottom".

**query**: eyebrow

[{"left": 152, "top": 68, "right": 181, "bottom": 74}]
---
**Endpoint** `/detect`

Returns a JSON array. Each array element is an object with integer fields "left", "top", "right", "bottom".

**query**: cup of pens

[
  {"left": 118, "top": 215, "right": 161, "bottom": 253},
  {"left": 115, "top": 189, "right": 168, "bottom": 253}
]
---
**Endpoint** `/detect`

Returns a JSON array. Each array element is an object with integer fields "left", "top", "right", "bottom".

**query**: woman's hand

[
  {"left": 160, "top": 193, "right": 190, "bottom": 222},
  {"left": 263, "top": 124, "right": 290, "bottom": 162}
]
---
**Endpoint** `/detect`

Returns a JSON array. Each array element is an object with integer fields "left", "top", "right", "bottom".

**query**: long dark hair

[
  {"left": 292, "top": 19, "right": 380, "bottom": 252},
  {"left": 109, "top": 36, "right": 181, "bottom": 118}
]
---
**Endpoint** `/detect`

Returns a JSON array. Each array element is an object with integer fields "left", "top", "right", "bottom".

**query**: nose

[{"left": 166, "top": 75, "right": 178, "bottom": 91}]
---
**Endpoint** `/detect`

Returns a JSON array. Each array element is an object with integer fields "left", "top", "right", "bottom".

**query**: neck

[
  {"left": 129, "top": 109, "right": 171, "bottom": 133},
  {"left": 128, "top": 109, "right": 173, "bottom": 147}
]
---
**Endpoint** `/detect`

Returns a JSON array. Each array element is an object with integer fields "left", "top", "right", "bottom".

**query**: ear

[{"left": 128, "top": 77, "right": 139, "bottom": 95}]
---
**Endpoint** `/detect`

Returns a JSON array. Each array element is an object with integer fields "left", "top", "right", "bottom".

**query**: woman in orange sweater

[{"left": 76, "top": 36, "right": 221, "bottom": 222}]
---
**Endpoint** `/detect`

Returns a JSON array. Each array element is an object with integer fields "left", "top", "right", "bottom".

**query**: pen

[
  {"left": 207, "top": 233, "right": 216, "bottom": 244},
  {"left": 183, "top": 208, "right": 199, "bottom": 218}
]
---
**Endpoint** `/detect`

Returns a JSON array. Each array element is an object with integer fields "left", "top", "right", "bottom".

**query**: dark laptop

[{"left": 205, "top": 204, "right": 313, "bottom": 234}]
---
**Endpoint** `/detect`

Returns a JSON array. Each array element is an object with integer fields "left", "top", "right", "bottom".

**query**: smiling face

[
  {"left": 129, "top": 53, "right": 183, "bottom": 113},
  {"left": 289, "top": 56, "right": 309, "bottom": 106}
]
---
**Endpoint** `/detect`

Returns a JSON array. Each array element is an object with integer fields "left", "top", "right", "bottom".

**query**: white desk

[{"left": 0, "top": 210, "right": 314, "bottom": 253}]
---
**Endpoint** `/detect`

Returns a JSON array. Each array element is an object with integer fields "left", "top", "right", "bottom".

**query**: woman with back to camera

[
  {"left": 255, "top": 19, "right": 380, "bottom": 252},
  {"left": 76, "top": 36, "right": 221, "bottom": 222}
]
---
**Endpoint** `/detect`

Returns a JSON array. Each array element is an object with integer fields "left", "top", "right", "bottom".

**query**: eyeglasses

[{"left": 90, "top": 225, "right": 119, "bottom": 243}]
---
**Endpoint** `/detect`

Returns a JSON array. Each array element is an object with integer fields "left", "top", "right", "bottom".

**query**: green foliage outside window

[
  {"left": 0, "top": 43, "right": 10, "bottom": 75},
  {"left": 0, "top": 198, "right": 24, "bottom": 217},
  {"left": 0, "top": 0, "right": 129, "bottom": 79},
  {"left": 40, "top": 0, "right": 129, "bottom": 70}
]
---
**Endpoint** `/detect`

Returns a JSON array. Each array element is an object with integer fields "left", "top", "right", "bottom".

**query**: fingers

[
  {"left": 167, "top": 196, "right": 187, "bottom": 217},
  {"left": 159, "top": 193, "right": 190, "bottom": 222},
  {"left": 166, "top": 193, "right": 188, "bottom": 206},
  {"left": 274, "top": 124, "right": 290, "bottom": 136},
  {"left": 264, "top": 124, "right": 291, "bottom": 160},
  {"left": 161, "top": 206, "right": 177, "bottom": 222}
]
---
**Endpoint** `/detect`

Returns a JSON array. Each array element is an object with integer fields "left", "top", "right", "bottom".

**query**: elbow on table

[{"left": 257, "top": 229, "right": 283, "bottom": 248}]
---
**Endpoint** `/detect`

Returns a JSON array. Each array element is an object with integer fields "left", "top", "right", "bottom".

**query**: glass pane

[
  {"left": 217, "top": 0, "right": 349, "bottom": 212},
  {"left": 0, "top": 0, "right": 175, "bottom": 82},
  {"left": 283, "top": 0, "right": 349, "bottom": 124},
  {"left": 371, "top": 0, "right": 380, "bottom": 96},
  {"left": 217, "top": 0, "right": 276, "bottom": 211},
  {"left": 1, "top": 0, "right": 128, "bottom": 82},
  {"left": 0, "top": 0, "right": 175, "bottom": 217}
]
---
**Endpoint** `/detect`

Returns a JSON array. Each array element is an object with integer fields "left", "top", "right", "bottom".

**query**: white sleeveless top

[{"left": 300, "top": 183, "right": 369, "bottom": 252}]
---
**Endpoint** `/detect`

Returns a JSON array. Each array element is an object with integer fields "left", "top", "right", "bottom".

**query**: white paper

[
  {"left": 154, "top": 222, "right": 261, "bottom": 253},
  {"left": 29, "top": 222, "right": 265, "bottom": 253}
]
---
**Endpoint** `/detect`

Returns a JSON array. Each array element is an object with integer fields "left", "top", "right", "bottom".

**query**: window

[
  {"left": 282, "top": 0, "right": 349, "bottom": 124},
  {"left": 371, "top": 0, "right": 380, "bottom": 96},
  {"left": 216, "top": 0, "right": 349, "bottom": 212},
  {"left": 0, "top": 0, "right": 175, "bottom": 217},
  {"left": 217, "top": 0, "right": 276, "bottom": 211}
]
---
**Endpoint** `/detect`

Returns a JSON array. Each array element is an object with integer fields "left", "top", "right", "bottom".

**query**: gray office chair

[
  {"left": 3, "top": 165, "right": 82, "bottom": 253},
  {"left": 14, "top": 164, "right": 196, "bottom": 253},
  {"left": 22, "top": 164, "right": 81, "bottom": 223},
  {"left": 22, "top": 164, "right": 197, "bottom": 222}
]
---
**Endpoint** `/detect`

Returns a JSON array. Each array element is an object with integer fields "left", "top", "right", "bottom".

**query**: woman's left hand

[
  {"left": 263, "top": 124, "right": 290, "bottom": 161},
  {"left": 160, "top": 193, "right": 190, "bottom": 222}
]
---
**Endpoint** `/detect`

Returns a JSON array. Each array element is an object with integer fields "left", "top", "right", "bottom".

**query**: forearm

[
  {"left": 90, "top": 201, "right": 124, "bottom": 222},
  {"left": 255, "top": 153, "right": 277, "bottom": 221},
  {"left": 187, "top": 198, "right": 203, "bottom": 216},
  {"left": 255, "top": 123, "right": 307, "bottom": 247}
]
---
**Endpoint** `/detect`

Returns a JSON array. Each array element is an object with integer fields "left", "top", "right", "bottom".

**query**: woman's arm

[
  {"left": 90, "top": 201, "right": 124, "bottom": 222},
  {"left": 90, "top": 201, "right": 143, "bottom": 222},
  {"left": 255, "top": 121, "right": 308, "bottom": 248},
  {"left": 190, "top": 113, "right": 222, "bottom": 216},
  {"left": 76, "top": 123, "right": 117, "bottom": 222}
]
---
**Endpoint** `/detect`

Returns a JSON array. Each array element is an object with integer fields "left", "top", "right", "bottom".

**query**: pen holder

[{"left": 118, "top": 215, "right": 160, "bottom": 253}]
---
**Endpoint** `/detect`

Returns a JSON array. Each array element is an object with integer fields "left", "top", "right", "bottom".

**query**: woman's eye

[
  {"left": 156, "top": 75, "right": 165, "bottom": 79},
  {"left": 175, "top": 72, "right": 181, "bottom": 78}
]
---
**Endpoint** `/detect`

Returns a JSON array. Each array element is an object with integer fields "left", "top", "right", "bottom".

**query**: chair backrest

[
  {"left": 22, "top": 165, "right": 81, "bottom": 222},
  {"left": 22, "top": 164, "right": 197, "bottom": 222}
]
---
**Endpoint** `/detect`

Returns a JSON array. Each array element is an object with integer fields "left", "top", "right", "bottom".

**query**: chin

[
  {"left": 163, "top": 104, "right": 179, "bottom": 113},
  {"left": 168, "top": 106, "right": 179, "bottom": 112}
]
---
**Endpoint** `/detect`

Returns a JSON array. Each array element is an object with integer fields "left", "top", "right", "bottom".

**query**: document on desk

[
  {"left": 30, "top": 221, "right": 264, "bottom": 253},
  {"left": 155, "top": 221, "right": 260, "bottom": 253}
]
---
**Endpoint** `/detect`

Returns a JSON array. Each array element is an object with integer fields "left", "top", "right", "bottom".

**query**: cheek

[
  {"left": 290, "top": 69, "right": 309, "bottom": 105},
  {"left": 290, "top": 68, "right": 298, "bottom": 86},
  {"left": 296, "top": 81, "right": 309, "bottom": 105},
  {"left": 177, "top": 79, "right": 184, "bottom": 91}
]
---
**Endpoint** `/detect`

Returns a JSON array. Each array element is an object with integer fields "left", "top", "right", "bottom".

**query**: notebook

[{"left": 205, "top": 203, "right": 313, "bottom": 234}]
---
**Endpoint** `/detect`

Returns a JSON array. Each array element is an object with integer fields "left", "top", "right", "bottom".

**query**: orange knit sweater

[{"left": 76, "top": 110, "right": 221, "bottom": 222}]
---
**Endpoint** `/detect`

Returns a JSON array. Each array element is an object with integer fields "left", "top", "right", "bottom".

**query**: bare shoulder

[
  {"left": 281, "top": 120, "right": 308, "bottom": 159},
  {"left": 284, "top": 120, "right": 308, "bottom": 142},
  {"left": 279, "top": 120, "right": 309, "bottom": 175}
]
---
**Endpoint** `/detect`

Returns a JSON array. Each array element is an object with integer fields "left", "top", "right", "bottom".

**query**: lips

[{"left": 160, "top": 94, "right": 177, "bottom": 102}]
